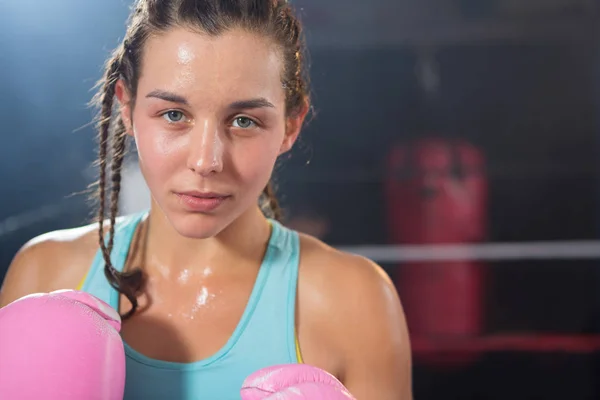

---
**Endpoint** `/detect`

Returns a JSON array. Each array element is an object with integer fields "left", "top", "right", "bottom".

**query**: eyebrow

[
  {"left": 146, "top": 90, "right": 189, "bottom": 105},
  {"left": 228, "top": 98, "right": 275, "bottom": 110},
  {"left": 145, "top": 90, "right": 275, "bottom": 110}
]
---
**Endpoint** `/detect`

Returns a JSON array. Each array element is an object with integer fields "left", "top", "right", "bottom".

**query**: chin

[{"left": 168, "top": 211, "right": 226, "bottom": 239}]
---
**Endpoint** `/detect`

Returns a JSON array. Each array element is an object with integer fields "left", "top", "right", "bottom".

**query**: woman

[{"left": 0, "top": 0, "right": 412, "bottom": 398}]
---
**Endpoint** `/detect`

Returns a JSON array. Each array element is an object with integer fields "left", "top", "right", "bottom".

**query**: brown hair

[{"left": 92, "top": 0, "right": 310, "bottom": 319}]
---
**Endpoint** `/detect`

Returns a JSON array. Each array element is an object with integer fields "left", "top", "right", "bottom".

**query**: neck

[{"left": 140, "top": 203, "right": 272, "bottom": 276}]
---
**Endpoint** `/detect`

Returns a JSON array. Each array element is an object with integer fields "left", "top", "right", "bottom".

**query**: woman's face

[{"left": 117, "top": 27, "right": 304, "bottom": 238}]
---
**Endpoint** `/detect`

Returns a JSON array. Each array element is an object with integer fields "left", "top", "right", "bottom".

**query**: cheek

[
  {"left": 232, "top": 137, "right": 281, "bottom": 189},
  {"left": 131, "top": 117, "right": 184, "bottom": 181}
]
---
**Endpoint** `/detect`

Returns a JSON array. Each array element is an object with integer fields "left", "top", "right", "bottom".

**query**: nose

[{"left": 186, "top": 118, "right": 224, "bottom": 176}]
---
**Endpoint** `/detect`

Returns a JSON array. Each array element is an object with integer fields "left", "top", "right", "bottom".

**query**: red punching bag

[{"left": 385, "top": 138, "right": 487, "bottom": 363}]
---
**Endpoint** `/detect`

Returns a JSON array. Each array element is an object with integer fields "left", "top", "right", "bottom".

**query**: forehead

[{"left": 138, "top": 27, "right": 285, "bottom": 105}]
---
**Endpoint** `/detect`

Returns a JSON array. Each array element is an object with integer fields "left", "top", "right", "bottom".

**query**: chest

[{"left": 119, "top": 272, "right": 256, "bottom": 363}]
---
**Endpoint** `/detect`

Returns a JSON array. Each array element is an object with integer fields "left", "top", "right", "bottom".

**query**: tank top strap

[
  {"left": 229, "top": 219, "right": 301, "bottom": 364},
  {"left": 80, "top": 212, "right": 147, "bottom": 304}
]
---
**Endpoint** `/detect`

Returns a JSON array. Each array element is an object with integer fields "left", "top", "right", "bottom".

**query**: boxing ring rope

[
  {"left": 339, "top": 241, "right": 600, "bottom": 263},
  {"left": 0, "top": 204, "right": 65, "bottom": 238}
]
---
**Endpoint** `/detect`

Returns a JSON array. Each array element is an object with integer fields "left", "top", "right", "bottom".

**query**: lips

[
  {"left": 175, "top": 191, "right": 231, "bottom": 212},
  {"left": 178, "top": 191, "right": 229, "bottom": 198}
]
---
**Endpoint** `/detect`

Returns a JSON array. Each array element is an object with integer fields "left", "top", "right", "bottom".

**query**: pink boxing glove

[
  {"left": 241, "top": 364, "right": 356, "bottom": 399},
  {"left": 0, "top": 290, "right": 126, "bottom": 400}
]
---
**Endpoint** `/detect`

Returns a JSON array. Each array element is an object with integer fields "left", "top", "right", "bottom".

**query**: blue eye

[
  {"left": 163, "top": 110, "right": 185, "bottom": 123},
  {"left": 232, "top": 116, "right": 256, "bottom": 129}
]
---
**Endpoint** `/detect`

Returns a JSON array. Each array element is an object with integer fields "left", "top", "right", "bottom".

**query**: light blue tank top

[{"left": 80, "top": 212, "right": 301, "bottom": 399}]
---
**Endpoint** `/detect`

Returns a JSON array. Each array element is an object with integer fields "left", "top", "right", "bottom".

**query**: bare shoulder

[
  {"left": 298, "top": 233, "right": 398, "bottom": 311},
  {"left": 297, "top": 234, "right": 412, "bottom": 398},
  {"left": 0, "top": 221, "right": 101, "bottom": 307}
]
